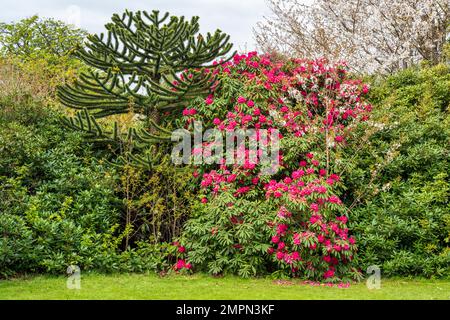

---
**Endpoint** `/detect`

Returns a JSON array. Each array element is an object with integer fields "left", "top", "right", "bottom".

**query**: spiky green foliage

[{"left": 58, "top": 10, "right": 234, "bottom": 167}]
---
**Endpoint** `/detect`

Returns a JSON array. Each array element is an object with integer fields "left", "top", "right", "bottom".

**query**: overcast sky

[{"left": 0, "top": 0, "right": 275, "bottom": 51}]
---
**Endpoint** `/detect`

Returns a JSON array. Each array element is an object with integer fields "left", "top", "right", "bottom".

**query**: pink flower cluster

[
  {"left": 172, "top": 241, "right": 192, "bottom": 271},
  {"left": 174, "top": 259, "right": 192, "bottom": 271},
  {"left": 262, "top": 155, "right": 356, "bottom": 280}
]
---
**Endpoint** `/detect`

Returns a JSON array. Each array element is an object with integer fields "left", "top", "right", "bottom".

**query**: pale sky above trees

[
  {"left": 0, "top": 0, "right": 275, "bottom": 51},
  {"left": 4, "top": 0, "right": 443, "bottom": 73}
]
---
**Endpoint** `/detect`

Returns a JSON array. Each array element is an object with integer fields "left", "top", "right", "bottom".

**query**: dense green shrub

[
  {"left": 0, "top": 212, "right": 35, "bottom": 275},
  {"left": 0, "top": 57, "right": 194, "bottom": 277},
  {"left": 0, "top": 95, "right": 120, "bottom": 275},
  {"left": 344, "top": 63, "right": 450, "bottom": 277},
  {"left": 184, "top": 192, "right": 276, "bottom": 277}
]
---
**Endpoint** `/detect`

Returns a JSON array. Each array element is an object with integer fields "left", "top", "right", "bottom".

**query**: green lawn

[{"left": 0, "top": 273, "right": 449, "bottom": 300}]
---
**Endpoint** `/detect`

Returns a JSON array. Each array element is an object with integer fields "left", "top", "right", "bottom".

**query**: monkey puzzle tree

[{"left": 58, "top": 10, "right": 234, "bottom": 166}]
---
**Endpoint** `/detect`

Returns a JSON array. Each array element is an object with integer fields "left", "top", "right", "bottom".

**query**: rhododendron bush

[{"left": 178, "top": 52, "right": 372, "bottom": 281}]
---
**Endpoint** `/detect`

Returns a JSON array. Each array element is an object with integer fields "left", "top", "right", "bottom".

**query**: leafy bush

[
  {"left": 344, "top": 63, "right": 450, "bottom": 277},
  {"left": 0, "top": 94, "right": 121, "bottom": 275},
  {"left": 184, "top": 191, "right": 276, "bottom": 277},
  {"left": 0, "top": 17, "right": 86, "bottom": 109},
  {"left": 0, "top": 212, "right": 35, "bottom": 276},
  {"left": 0, "top": 15, "right": 86, "bottom": 60},
  {"left": 115, "top": 162, "right": 195, "bottom": 249},
  {"left": 0, "top": 57, "right": 195, "bottom": 277}
]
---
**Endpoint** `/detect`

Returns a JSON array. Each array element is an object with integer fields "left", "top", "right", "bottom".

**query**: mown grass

[{"left": 0, "top": 273, "right": 449, "bottom": 300}]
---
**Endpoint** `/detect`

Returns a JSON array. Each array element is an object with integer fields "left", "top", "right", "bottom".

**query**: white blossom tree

[{"left": 255, "top": 0, "right": 450, "bottom": 73}]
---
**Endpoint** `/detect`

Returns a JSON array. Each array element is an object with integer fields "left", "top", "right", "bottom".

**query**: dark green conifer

[{"left": 58, "top": 10, "right": 234, "bottom": 167}]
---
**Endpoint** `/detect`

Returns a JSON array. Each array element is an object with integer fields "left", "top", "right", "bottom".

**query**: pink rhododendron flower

[
  {"left": 310, "top": 215, "right": 321, "bottom": 224},
  {"left": 337, "top": 216, "right": 348, "bottom": 224},
  {"left": 324, "top": 269, "right": 335, "bottom": 279},
  {"left": 310, "top": 203, "right": 319, "bottom": 212},
  {"left": 241, "top": 114, "right": 253, "bottom": 124},
  {"left": 362, "top": 85, "right": 369, "bottom": 94},
  {"left": 291, "top": 170, "right": 304, "bottom": 179},
  {"left": 175, "top": 259, "right": 185, "bottom": 269},
  {"left": 237, "top": 96, "right": 246, "bottom": 103},
  {"left": 277, "top": 223, "right": 288, "bottom": 235},
  {"left": 328, "top": 195, "right": 341, "bottom": 204},
  {"left": 175, "top": 259, "right": 191, "bottom": 271},
  {"left": 293, "top": 233, "right": 301, "bottom": 245},
  {"left": 205, "top": 96, "right": 214, "bottom": 105},
  {"left": 276, "top": 251, "right": 285, "bottom": 260},
  {"left": 329, "top": 174, "right": 340, "bottom": 181},
  {"left": 291, "top": 251, "right": 300, "bottom": 261}
]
